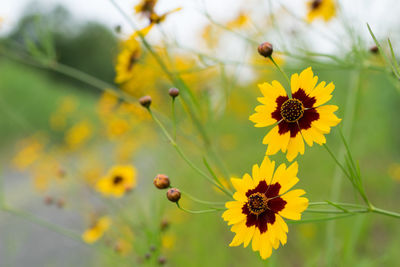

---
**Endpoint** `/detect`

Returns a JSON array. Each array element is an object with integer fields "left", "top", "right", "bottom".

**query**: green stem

[
  {"left": 289, "top": 214, "right": 356, "bottom": 224},
  {"left": 171, "top": 98, "right": 177, "bottom": 141},
  {"left": 371, "top": 206, "right": 400, "bottom": 219},
  {"left": 176, "top": 202, "right": 225, "bottom": 214},
  {"left": 180, "top": 190, "right": 226, "bottom": 206},
  {"left": 325, "top": 69, "right": 361, "bottom": 265},
  {"left": 148, "top": 109, "right": 232, "bottom": 198},
  {"left": 309, "top": 201, "right": 365, "bottom": 208},
  {"left": 268, "top": 56, "right": 292, "bottom": 97},
  {"left": 2, "top": 206, "right": 128, "bottom": 263},
  {"left": 0, "top": 169, "right": 4, "bottom": 209},
  {"left": 3, "top": 206, "right": 80, "bottom": 241}
]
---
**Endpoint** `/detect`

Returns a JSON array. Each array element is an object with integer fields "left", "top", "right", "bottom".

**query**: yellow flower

[
  {"left": 149, "top": 8, "right": 181, "bottom": 24},
  {"left": 82, "top": 216, "right": 112, "bottom": 244},
  {"left": 32, "top": 156, "right": 61, "bottom": 192},
  {"left": 388, "top": 163, "right": 400, "bottom": 182},
  {"left": 64, "top": 121, "right": 92, "bottom": 149},
  {"left": 226, "top": 12, "right": 249, "bottom": 29},
  {"left": 106, "top": 117, "right": 130, "bottom": 139},
  {"left": 307, "top": 0, "right": 336, "bottom": 23},
  {"left": 161, "top": 233, "right": 176, "bottom": 250},
  {"left": 96, "top": 165, "right": 137, "bottom": 197},
  {"left": 13, "top": 137, "right": 44, "bottom": 170},
  {"left": 114, "top": 238, "right": 133, "bottom": 256},
  {"left": 97, "top": 91, "right": 119, "bottom": 116},
  {"left": 222, "top": 156, "right": 308, "bottom": 259},
  {"left": 134, "top": 0, "right": 158, "bottom": 17},
  {"left": 115, "top": 36, "right": 141, "bottom": 84},
  {"left": 50, "top": 97, "right": 77, "bottom": 131},
  {"left": 250, "top": 67, "right": 341, "bottom": 161}
]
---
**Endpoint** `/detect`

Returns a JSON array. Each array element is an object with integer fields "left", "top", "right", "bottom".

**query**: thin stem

[
  {"left": 171, "top": 98, "right": 177, "bottom": 141},
  {"left": 0, "top": 169, "right": 4, "bottom": 208},
  {"left": 289, "top": 214, "right": 356, "bottom": 224},
  {"left": 180, "top": 190, "right": 226, "bottom": 206},
  {"left": 309, "top": 201, "right": 365, "bottom": 208},
  {"left": 2, "top": 206, "right": 129, "bottom": 263},
  {"left": 323, "top": 144, "right": 351, "bottom": 179},
  {"left": 325, "top": 69, "right": 361, "bottom": 266},
  {"left": 371, "top": 207, "right": 400, "bottom": 219},
  {"left": 148, "top": 109, "right": 232, "bottom": 198},
  {"left": 305, "top": 208, "right": 368, "bottom": 214},
  {"left": 176, "top": 202, "right": 225, "bottom": 214},
  {"left": 268, "top": 56, "right": 292, "bottom": 97},
  {"left": 3, "top": 206, "right": 80, "bottom": 241}
]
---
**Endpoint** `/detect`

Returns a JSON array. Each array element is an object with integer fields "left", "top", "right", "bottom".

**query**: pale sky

[{"left": 1, "top": 0, "right": 399, "bottom": 53}]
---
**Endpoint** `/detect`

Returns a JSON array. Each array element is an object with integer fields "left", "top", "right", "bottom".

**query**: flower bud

[
  {"left": 166, "top": 188, "right": 181, "bottom": 202},
  {"left": 114, "top": 25, "right": 122, "bottom": 33},
  {"left": 168, "top": 88, "right": 179, "bottom": 98},
  {"left": 44, "top": 196, "right": 53, "bottom": 205},
  {"left": 370, "top": 45, "right": 379, "bottom": 54},
  {"left": 311, "top": 0, "right": 322, "bottom": 9},
  {"left": 257, "top": 42, "right": 273, "bottom": 58},
  {"left": 153, "top": 174, "right": 170, "bottom": 189},
  {"left": 158, "top": 256, "right": 167, "bottom": 265},
  {"left": 160, "top": 219, "right": 169, "bottom": 231},
  {"left": 56, "top": 198, "right": 65, "bottom": 209},
  {"left": 139, "top": 95, "right": 152, "bottom": 108}
]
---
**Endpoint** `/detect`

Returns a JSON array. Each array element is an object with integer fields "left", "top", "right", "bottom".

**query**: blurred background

[{"left": 0, "top": 0, "right": 400, "bottom": 266}]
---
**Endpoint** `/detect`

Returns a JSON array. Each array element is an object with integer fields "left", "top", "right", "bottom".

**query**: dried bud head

[
  {"left": 167, "top": 188, "right": 181, "bottom": 202},
  {"left": 168, "top": 87, "right": 180, "bottom": 98},
  {"left": 257, "top": 42, "right": 273, "bottom": 58},
  {"left": 139, "top": 95, "right": 152, "bottom": 108},
  {"left": 153, "top": 174, "right": 170, "bottom": 189}
]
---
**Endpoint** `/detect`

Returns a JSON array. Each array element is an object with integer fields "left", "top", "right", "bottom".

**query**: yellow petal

[
  {"left": 279, "top": 189, "right": 309, "bottom": 220},
  {"left": 259, "top": 156, "right": 275, "bottom": 183},
  {"left": 263, "top": 125, "right": 291, "bottom": 155},
  {"left": 285, "top": 134, "right": 305, "bottom": 162}
]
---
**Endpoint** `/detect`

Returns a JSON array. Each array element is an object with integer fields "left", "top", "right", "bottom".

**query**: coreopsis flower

[
  {"left": 12, "top": 136, "right": 44, "bottom": 170},
  {"left": 115, "top": 36, "right": 141, "bottom": 84},
  {"left": 105, "top": 117, "right": 130, "bottom": 139},
  {"left": 114, "top": 238, "right": 133, "bottom": 256},
  {"left": 97, "top": 91, "right": 118, "bottom": 116},
  {"left": 149, "top": 8, "right": 182, "bottom": 25},
  {"left": 226, "top": 12, "right": 249, "bottom": 29},
  {"left": 134, "top": 0, "right": 158, "bottom": 18},
  {"left": 96, "top": 165, "right": 137, "bottom": 197},
  {"left": 222, "top": 156, "right": 308, "bottom": 259},
  {"left": 82, "top": 216, "right": 111, "bottom": 244},
  {"left": 250, "top": 67, "right": 341, "bottom": 161},
  {"left": 307, "top": 0, "right": 336, "bottom": 23},
  {"left": 64, "top": 120, "right": 92, "bottom": 149}
]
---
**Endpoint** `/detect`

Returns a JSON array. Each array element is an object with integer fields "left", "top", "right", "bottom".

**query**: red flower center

[
  {"left": 113, "top": 175, "right": 124, "bottom": 185},
  {"left": 247, "top": 192, "right": 268, "bottom": 215},
  {"left": 311, "top": 0, "right": 322, "bottom": 10},
  {"left": 280, "top": 99, "right": 304, "bottom": 123}
]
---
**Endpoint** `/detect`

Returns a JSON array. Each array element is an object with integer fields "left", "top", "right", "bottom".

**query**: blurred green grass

[{"left": 1, "top": 50, "right": 400, "bottom": 267}]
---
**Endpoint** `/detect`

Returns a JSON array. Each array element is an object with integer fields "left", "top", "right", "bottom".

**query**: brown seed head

[
  {"left": 311, "top": 0, "right": 322, "bottom": 9},
  {"left": 370, "top": 45, "right": 379, "bottom": 54},
  {"left": 160, "top": 219, "right": 170, "bottom": 231},
  {"left": 168, "top": 87, "right": 180, "bottom": 98},
  {"left": 44, "top": 196, "right": 53, "bottom": 205},
  {"left": 153, "top": 174, "right": 170, "bottom": 189},
  {"left": 56, "top": 198, "right": 65, "bottom": 209},
  {"left": 139, "top": 95, "right": 152, "bottom": 108},
  {"left": 167, "top": 188, "right": 181, "bottom": 202},
  {"left": 158, "top": 256, "right": 167, "bottom": 265},
  {"left": 257, "top": 42, "right": 273, "bottom": 58}
]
